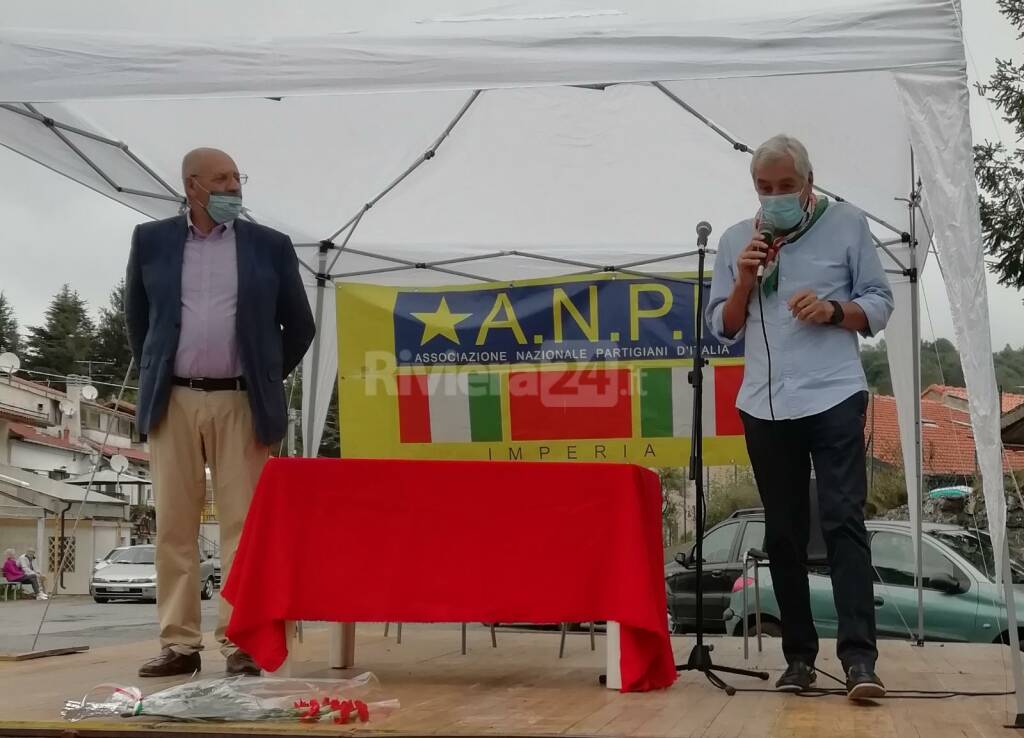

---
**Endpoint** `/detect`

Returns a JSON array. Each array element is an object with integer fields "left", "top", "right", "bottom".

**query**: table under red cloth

[{"left": 223, "top": 458, "right": 677, "bottom": 692}]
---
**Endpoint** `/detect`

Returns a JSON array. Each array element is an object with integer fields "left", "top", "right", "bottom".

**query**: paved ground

[
  {"left": 0, "top": 595, "right": 510, "bottom": 655},
  {"left": 0, "top": 595, "right": 221, "bottom": 653}
]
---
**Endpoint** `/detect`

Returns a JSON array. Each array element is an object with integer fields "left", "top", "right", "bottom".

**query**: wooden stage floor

[{"left": 0, "top": 624, "right": 1021, "bottom": 738}]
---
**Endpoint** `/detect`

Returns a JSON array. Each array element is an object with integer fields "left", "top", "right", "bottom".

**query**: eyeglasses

[{"left": 191, "top": 173, "right": 248, "bottom": 186}]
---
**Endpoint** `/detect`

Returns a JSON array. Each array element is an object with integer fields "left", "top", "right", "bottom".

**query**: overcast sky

[{"left": 0, "top": 1, "right": 1021, "bottom": 350}]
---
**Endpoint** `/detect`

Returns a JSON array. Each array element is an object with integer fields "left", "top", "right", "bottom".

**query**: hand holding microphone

[{"left": 736, "top": 232, "right": 769, "bottom": 289}]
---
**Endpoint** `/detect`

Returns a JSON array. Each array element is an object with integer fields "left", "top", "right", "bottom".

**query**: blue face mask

[
  {"left": 759, "top": 193, "right": 805, "bottom": 230},
  {"left": 194, "top": 180, "right": 243, "bottom": 224}
]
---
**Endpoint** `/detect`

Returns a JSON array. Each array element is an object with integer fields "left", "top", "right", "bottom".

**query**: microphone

[
  {"left": 756, "top": 221, "right": 775, "bottom": 281},
  {"left": 696, "top": 221, "right": 712, "bottom": 247}
]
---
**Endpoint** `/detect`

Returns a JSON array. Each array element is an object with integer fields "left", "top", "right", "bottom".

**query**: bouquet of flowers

[{"left": 62, "top": 672, "right": 399, "bottom": 724}]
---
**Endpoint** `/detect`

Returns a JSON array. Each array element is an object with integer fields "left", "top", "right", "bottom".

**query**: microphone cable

[{"left": 756, "top": 281, "right": 776, "bottom": 421}]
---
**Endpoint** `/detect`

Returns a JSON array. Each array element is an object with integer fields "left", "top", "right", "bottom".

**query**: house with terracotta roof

[
  {"left": 922, "top": 384, "right": 1024, "bottom": 416},
  {"left": 0, "top": 374, "right": 151, "bottom": 593},
  {"left": 866, "top": 389, "right": 1024, "bottom": 484}
]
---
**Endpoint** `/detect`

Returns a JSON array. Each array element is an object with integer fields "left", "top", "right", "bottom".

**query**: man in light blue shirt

[{"left": 707, "top": 134, "right": 893, "bottom": 699}]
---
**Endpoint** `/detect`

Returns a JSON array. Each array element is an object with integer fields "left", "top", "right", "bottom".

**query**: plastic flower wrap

[{"left": 62, "top": 672, "right": 399, "bottom": 724}]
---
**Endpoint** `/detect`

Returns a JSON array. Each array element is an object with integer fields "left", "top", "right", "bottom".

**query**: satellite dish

[
  {"left": 109, "top": 454, "right": 130, "bottom": 474},
  {"left": 0, "top": 352, "right": 20, "bottom": 375},
  {"left": 81, "top": 385, "right": 99, "bottom": 401},
  {"left": 59, "top": 399, "right": 76, "bottom": 416}
]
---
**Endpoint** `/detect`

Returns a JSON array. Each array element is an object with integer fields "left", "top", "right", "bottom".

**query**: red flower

[{"left": 355, "top": 700, "right": 370, "bottom": 722}]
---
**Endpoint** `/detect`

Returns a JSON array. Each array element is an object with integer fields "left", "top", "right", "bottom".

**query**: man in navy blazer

[{"left": 125, "top": 148, "right": 315, "bottom": 678}]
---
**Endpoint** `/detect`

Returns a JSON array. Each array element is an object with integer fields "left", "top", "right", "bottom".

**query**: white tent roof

[{"left": 0, "top": 0, "right": 1005, "bottom": 594}]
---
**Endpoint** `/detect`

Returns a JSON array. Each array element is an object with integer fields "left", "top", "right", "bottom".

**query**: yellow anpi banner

[{"left": 337, "top": 274, "right": 748, "bottom": 465}]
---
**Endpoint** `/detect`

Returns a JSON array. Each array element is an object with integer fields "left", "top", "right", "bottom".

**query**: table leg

[
  {"left": 328, "top": 623, "right": 356, "bottom": 669},
  {"left": 605, "top": 621, "right": 621, "bottom": 690}
]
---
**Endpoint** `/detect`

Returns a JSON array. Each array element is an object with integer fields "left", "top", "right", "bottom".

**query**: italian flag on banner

[
  {"left": 397, "top": 365, "right": 743, "bottom": 444},
  {"left": 639, "top": 364, "right": 744, "bottom": 438},
  {"left": 397, "top": 373, "right": 502, "bottom": 443}
]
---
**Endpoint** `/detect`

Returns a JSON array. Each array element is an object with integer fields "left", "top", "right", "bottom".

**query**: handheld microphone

[
  {"left": 696, "top": 221, "right": 712, "bottom": 247},
  {"left": 756, "top": 221, "right": 775, "bottom": 281}
]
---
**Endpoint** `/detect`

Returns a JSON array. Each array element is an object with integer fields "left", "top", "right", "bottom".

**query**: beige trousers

[{"left": 150, "top": 387, "right": 270, "bottom": 656}]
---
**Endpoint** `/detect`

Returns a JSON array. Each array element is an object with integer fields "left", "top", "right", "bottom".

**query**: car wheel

[
  {"left": 93, "top": 596, "right": 109, "bottom": 604},
  {"left": 745, "top": 620, "right": 782, "bottom": 638},
  {"left": 201, "top": 577, "right": 214, "bottom": 600}
]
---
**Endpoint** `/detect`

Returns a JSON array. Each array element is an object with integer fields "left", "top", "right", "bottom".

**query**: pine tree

[
  {"left": 24, "top": 284, "right": 95, "bottom": 384},
  {"left": 0, "top": 292, "right": 19, "bottom": 355},
  {"left": 93, "top": 280, "right": 136, "bottom": 389},
  {"left": 975, "top": 0, "right": 1024, "bottom": 289}
]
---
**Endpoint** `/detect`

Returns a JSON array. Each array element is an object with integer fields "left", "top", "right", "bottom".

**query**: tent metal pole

[
  {"left": 908, "top": 149, "right": 925, "bottom": 646},
  {"left": 1001, "top": 541, "right": 1024, "bottom": 723},
  {"left": 650, "top": 82, "right": 749, "bottom": 152},
  {"left": 875, "top": 238, "right": 909, "bottom": 272},
  {"left": 7, "top": 103, "right": 180, "bottom": 203},
  {"left": 118, "top": 187, "right": 186, "bottom": 203},
  {"left": 326, "top": 210, "right": 366, "bottom": 274},
  {"left": 325, "top": 90, "right": 482, "bottom": 243},
  {"left": 814, "top": 183, "right": 903, "bottom": 236},
  {"left": 2, "top": 103, "right": 122, "bottom": 146},
  {"left": 121, "top": 146, "right": 182, "bottom": 198},
  {"left": 613, "top": 250, "right": 702, "bottom": 269},
  {"left": 649, "top": 83, "right": 903, "bottom": 237},
  {"left": 304, "top": 243, "right": 330, "bottom": 457}
]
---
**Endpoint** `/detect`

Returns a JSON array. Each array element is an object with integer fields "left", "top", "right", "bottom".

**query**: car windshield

[
  {"left": 931, "top": 530, "right": 1024, "bottom": 584},
  {"left": 108, "top": 548, "right": 155, "bottom": 565}
]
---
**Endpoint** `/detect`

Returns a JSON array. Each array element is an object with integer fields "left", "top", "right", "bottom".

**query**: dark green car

[{"left": 725, "top": 520, "right": 1024, "bottom": 645}]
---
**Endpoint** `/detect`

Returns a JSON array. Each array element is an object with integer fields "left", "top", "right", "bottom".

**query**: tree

[
  {"left": 658, "top": 467, "right": 687, "bottom": 546},
  {"left": 23, "top": 285, "right": 95, "bottom": 384},
  {"left": 975, "top": 0, "right": 1024, "bottom": 290},
  {"left": 0, "top": 292, "right": 19, "bottom": 355},
  {"left": 859, "top": 339, "right": 965, "bottom": 394},
  {"left": 93, "top": 280, "right": 136, "bottom": 391},
  {"left": 278, "top": 367, "right": 339, "bottom": 458}
]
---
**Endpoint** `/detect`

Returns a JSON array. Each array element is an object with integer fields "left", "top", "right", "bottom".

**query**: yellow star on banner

[{"left": 411, "top": 297, "right": 472, "bottom": 345}]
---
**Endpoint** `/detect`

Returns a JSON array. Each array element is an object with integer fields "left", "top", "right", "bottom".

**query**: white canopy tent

[{"left": 0, "top": 0, "right": 1017, "bottom": 710}]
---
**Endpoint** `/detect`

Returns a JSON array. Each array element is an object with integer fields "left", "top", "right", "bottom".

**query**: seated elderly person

[
  {"left": 17, "top": 548, "right": 47, "bottom": 592},
  {"left": 3, "top": 548, "right": 47, "bottom": 600}
]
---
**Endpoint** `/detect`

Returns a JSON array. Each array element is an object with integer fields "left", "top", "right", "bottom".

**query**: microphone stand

[{"left": 675, "top": 221, "right": 769, "bottom": 695}]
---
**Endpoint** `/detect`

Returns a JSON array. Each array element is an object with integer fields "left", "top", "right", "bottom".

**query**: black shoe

[
  {"left": 226, "top": 649, "right": 261, "bottom": 676},
  {"left": 846, "top": 663, "right": 885, "bottom": 700},
  {"left": 138, "top": 648, "right": 201, "bottom": 678},
  {"left": 775, "top": 661, "right": 816, "bottom": 692}
]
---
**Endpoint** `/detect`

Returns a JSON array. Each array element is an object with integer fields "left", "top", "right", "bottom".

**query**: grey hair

[
  {"left": 750, "top": 134, "right": 813, "bottom": 181},
  {"left": 4, "top": 548, "right": 14, "bottom": 558}
]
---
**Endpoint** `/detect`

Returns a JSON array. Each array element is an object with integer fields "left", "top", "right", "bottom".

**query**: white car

[{"left": 90, "top": 545, "right": 216, "bottom": 603}]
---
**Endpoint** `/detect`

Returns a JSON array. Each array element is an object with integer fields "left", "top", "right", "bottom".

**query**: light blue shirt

[{"left": 706, "top": 202, "right": 894, "bottom": 421}]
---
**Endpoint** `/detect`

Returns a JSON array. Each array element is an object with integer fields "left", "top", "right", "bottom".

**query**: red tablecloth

[{"left": 223, "top": 458, "right": 676, "bottom": 692}]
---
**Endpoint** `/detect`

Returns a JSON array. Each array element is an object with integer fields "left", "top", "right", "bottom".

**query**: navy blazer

[{"left": 125, "top": 215, "right": 315, "bottom": 445}]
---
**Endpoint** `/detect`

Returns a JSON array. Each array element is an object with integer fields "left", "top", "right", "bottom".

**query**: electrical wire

[{"left": 727, "top": 666, "right": 1015, "bottom": 699}]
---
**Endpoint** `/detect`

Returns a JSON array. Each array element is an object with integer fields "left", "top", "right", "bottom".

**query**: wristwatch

[{"left": 828, "top": 300, "right": 845, "bottom": 325}]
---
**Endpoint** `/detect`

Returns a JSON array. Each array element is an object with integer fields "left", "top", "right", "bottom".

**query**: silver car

[{"left": 90, "top": 545, "right": 216, "bottom": 603}]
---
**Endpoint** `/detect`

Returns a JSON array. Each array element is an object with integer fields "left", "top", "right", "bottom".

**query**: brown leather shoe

[
  {"left": 138, "top": 648, "right": 201, "bottom": 678},
  {"left": 226, "top": 650, "right": 261, "bottom": 676}
]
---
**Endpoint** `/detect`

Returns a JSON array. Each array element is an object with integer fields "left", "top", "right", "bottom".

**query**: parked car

[
  {"left": 665, "top": 508, "right": 765, "bottom": 634},
  {"left": 90, "top": 545, "right": 217, "bottom": 603},
  {"left": 724, "top": 519, "right": 1024, "bottom": 647}
]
